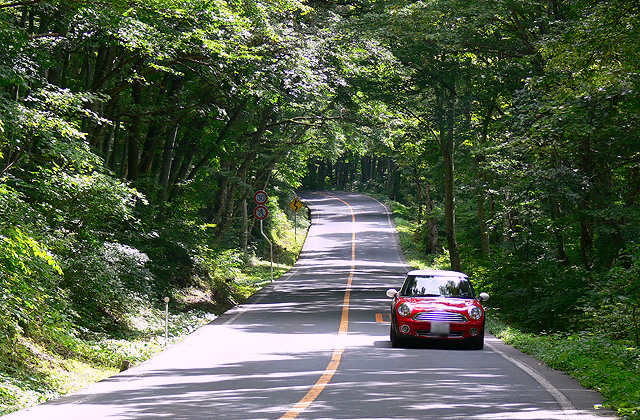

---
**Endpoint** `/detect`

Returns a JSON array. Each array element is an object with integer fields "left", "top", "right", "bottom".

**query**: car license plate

[{"left": 430, "top": 322, "right": 450, "bottom": 336}]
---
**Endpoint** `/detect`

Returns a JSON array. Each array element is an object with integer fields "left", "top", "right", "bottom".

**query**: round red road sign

[
  {"left": 254, "top": 205, "right": 268, "bottom": 220},
  {"left": 254, "top": 190, "right": 268, "bottom": 205}
]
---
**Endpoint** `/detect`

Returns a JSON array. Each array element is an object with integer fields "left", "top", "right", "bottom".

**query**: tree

[{"left": 342, "top": 0, "right": 533, "bottom": 270}]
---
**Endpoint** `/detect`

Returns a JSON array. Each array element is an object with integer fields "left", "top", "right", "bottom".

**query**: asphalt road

[{"left": 4, "top": 191, "right": 617, "bottom": 420}]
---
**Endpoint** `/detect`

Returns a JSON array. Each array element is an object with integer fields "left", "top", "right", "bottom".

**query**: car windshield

[{"left": 400, "top": 275, "right": 475, "bottom": 298}]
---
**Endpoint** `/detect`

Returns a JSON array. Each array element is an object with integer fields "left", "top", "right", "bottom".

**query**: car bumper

[{"left": 394, "top": 318, "right": 484, "bottom": 340}]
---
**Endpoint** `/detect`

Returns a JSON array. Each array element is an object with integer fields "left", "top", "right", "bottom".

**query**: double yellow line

[{"left": 280, "top": 195, "right": 356, "bottom": 419}]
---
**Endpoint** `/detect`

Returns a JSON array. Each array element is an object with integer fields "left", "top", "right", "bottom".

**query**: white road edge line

[{"left": 486, "top": 340, "right": 583, "bottom": 419}]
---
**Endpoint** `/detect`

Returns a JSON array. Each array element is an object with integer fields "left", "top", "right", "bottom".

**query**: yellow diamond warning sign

[{"left": 289, "top": 197, "right": 303, "bottom": 212}]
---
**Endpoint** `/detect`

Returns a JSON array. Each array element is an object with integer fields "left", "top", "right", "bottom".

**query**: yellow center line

[
  {"left": 280, "top": 195, "right": 356, "bottom": 419},
  {"left": 375, "top": 313, "right": 391, "bottom": 323}
]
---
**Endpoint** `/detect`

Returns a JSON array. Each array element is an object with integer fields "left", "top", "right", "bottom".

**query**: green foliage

[
  {"left": 472, "top": 258, "right": 587, "bottom": 332},
  {"left": 61, "top": 241, "right": 155, "bottom": 333},
  {"left": 0, "top": 183, "right": 66, "bottom": 342},
  {"left": 30, "top": 168, "right": 144, "bottom": 231},
  {"left": 580, "top": 245, "right": 640, "bottom": 344}
]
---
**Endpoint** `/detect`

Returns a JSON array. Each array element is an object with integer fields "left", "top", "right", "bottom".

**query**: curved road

[{"left": 5, "top": 192, "right": 616, "bottom": 419}]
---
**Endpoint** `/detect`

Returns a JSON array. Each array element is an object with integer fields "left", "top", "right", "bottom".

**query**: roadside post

[
  {"left": 163, "top": 296, "right": 170, "bottom": 347},
  {"left": 289, "top": 197, "right": 303, "bottom": 243},
  {"left": 254, "top": 190, "right": 272, "bottom": 282}
]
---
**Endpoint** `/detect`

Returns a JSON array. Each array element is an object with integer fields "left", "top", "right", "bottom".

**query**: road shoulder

[{"left": 486, "top": 334, "right": 618, "bottom": 419}]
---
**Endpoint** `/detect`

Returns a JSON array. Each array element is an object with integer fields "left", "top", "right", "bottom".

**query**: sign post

[
  {"left": 254, "top": 191, "right": 272, "bottom": 282},
  {"left": 163, "top": 296, "right": 170, "bottom": 347},
  {"left": 289, "top": 197, "right": 303, "bottom": 243}
]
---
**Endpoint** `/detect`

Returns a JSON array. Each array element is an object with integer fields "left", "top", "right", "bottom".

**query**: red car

[{"left": 386, "top": 269, "right": 489, "bottom": 349}]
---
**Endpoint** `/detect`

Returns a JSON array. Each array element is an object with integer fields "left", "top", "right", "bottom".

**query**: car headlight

[
  {"left": 468, "top": 306, "right": 483, "bottom": 320},
  {"left": 397, "top": 302, "right": 413, "bottom": 318}
]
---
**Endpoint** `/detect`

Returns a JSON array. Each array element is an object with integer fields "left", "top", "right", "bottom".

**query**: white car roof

[{"left": 407, "top": 269, "right": 467, "bottom": 277}]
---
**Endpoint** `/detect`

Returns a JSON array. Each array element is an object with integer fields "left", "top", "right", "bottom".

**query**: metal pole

[{"left": 260, "top": 219, "right": 273, "bottom": 282}]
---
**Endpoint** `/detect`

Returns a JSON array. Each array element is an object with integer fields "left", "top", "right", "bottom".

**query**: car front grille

[
  {"left": 413, "top": 311, "right": 467, "bottom": 323},
  {"left": 415, "top": 330, "right": 464, "bottom": 338}
]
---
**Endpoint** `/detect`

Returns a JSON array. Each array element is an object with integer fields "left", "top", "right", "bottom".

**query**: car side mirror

[
  {"left": 479, "top": 292, "right": 490, "bottom": 302},
  {"left": 386, "top": 288, "right": 398, "bottom": 298}
]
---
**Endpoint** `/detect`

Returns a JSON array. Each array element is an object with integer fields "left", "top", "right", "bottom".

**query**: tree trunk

[
  {"left": 551, "top": 199, "right": 569, "bottom": 264},
  {"left": 361, "top": 155, "right": 369, "bottom": 184},
  {"left": 439, "top": 90, "right": 462, "bottom": 272},
  {"left": 477, "top": 189, "right": 490, "bottom": 256},
  {"left": 127, "top": 81, "right": 142, "bottom": 181},
  {"left": 442, "top": 141, "right": 461, "bottom": 271},
  {"left": 127, "top": 126, "right": 140, "bottom": 181},
  {"left": 413, "top": 168, "right": 423, "bottom": 224},
  {"left": 119, "top": 134, "right": 128, "bottom": 179},
  {"left": 138, "top": 124, "right": 162, "bottom": 174},
  {"left": 241, "top": 197, "right": 248, "bottom": 252},
  {"left": 213, "top": 106, "right": 271, "bottom": 244},
  {"left": 628, "top": 166, "right": 640, "bottom": 206},
  {"left": 475, "top": 103, "right": 495, "bottom": 257},
  {"left": 187, "top": 100, "right": 247, "bottom": 181},
  {"left": 318, "top": 159, "right": 326, "bottom": 189},
  {"left": 158, "top": 125, "right": 178, "bottom": 203},
  {"left": 579, "top": 214, "right": 593, "bottom": 270},
  {"left": 102, "top": 121, "right": 115, "bottom": 167},
  {"left": 108, "top": 120, "right": 121, "bottom": 172},
  {"left": 423, "top": 183, "right": 439, "bottom": 254}
]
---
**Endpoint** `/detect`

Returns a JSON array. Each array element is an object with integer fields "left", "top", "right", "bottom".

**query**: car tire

[
  {"left": 469, "top": 325, "right": 485, "bottom": 350},
  {"left": 390, "top": 325, "right": 406, "bottom": 348}
]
